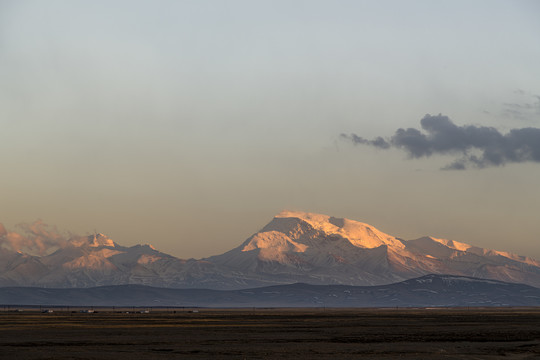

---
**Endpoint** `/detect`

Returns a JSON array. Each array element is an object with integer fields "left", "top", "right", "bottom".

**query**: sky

[{"left": 1, "top": 0, "right": 540, "bottom": 260}]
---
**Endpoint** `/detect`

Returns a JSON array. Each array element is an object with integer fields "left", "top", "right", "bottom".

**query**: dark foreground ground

[{"left": 1, "top": 308, "right": 540, "bottom": 359}]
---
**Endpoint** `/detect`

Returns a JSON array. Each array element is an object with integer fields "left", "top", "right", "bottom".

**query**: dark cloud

[
  {"left": 342, "top": 134, "right": 391, "bottom": 149},
  {"left": 342, "top": 114, "right": 540, "bottom": 170}
]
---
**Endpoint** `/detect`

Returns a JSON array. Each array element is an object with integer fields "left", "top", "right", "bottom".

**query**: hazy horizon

[{"left": 1, "top": 0, "right": 539, "bottom": 260}]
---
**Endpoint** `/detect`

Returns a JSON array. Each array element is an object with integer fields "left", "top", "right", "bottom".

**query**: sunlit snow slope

[
  {"left": 207, "top": 211, "right": 540, "bottom": 288},
  {"left": 2, "top": 211, "right": 540, "bottom": 289}
]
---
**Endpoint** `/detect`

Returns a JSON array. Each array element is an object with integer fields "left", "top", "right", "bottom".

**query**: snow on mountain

[
  {"left": 207, "top": 211, "right": 540, "bottom": 289},
  {"left": 0, "top": 232, "right": 211, "bottom": 288},
  {"left": 206, "top": 211, "right": 415, "bottom": 286},
  {"left": 1, "top": 211, "right": 540, "bottom": 290},
  {"left": 88, "top": 233, "right": 115, "bottom": 247},
  {"left": 274, "top": 210, "right": 405, "bottom": 249}
]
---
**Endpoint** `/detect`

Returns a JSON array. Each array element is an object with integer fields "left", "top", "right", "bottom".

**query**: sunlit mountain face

[{"left": 1, "top": 211, "right": 540, "bottom": 290}]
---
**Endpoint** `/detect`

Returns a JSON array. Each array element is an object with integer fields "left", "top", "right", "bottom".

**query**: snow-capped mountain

[
  {"left": 206, "top": 211, "right": 540, "bottom": 288},
  {"left": 1, "top": 211, "right": 540, "bottom": 289},
  {"left": 0, "top": 233, "right": 222, "bottom": 288}
]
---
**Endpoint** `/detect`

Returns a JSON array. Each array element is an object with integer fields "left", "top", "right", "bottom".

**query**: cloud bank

[
  {"left": 342, "top": 114, "right": 540, "bottom": 169},
  {"left": 0, "top": 221, "right": 87, "bottom": 256}
]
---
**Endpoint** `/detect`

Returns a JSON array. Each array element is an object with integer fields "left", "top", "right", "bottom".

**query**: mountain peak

[
  {"left": 274, "top": 210, "right": 404, "bottom": 249},
  {"left": 88, "top": 233, "right": 115, "bottom": 247},
  {"left": 275, "top": 211, "right": 348, "bottom": 229},
  {"left": 276, "top": 210, "right": 332, "bottom": 222}
]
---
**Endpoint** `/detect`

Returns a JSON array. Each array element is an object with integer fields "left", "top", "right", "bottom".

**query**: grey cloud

[
  {"left": 442, "top": 160, "right": 466, "bottom": 171},
  {"left": 504, "top": 102, "right": 535, "bottom": 110},
  {"left": 340, "top": 134, "right": 390, "bottom": 149},
  {"left": 504, "top": 108, "right": 530, "bottom": 121},
  {"left": 502, "top": 92, "right": 540, "bottom": 121},
  {"left": 342, "top": 114, "right": 540, "bottom": 170}
]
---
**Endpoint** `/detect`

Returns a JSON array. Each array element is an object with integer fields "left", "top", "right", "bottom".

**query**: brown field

[{"left": 1, "top": 308, "right": 540, "bottom": 359}]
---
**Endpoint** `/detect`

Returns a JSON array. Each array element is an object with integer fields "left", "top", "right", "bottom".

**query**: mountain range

[
  {"left": 2, "top": 275, "right": 539, "bottom": 307},
  {"left": 1, "top": 210, "right": 540, "bottom": 290}
]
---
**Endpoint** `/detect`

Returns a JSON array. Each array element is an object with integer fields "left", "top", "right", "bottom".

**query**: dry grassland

[{"left": 1, "top": 308, "right": 540, "bottom": 359}]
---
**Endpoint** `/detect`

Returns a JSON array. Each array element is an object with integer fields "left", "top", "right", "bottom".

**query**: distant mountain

[
  {"left": 206, "top": 211, "right": 540, "bottom": 289},
  {"left": 2, "top": 275, "right": 539, "bottom": 307},
  {"left": 0, "top": 233, "right": 223, "bottom": 288},
  {"left": 2, "top": 211, "right": 540, "bottom": 290}
]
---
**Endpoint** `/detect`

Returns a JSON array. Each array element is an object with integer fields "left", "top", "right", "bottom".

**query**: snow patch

[
  {"left": 63, "top": 253, "right": 117, "bottom": 270},
  {"left": 276, "top": 210, "right": 405, "bottom": 249},
  {"left": 430, "top": 237, "right": 472, "bottom": 252},
  {"left": 242, "top": 231, "right": 308, "bottom": 253},
  {"left": 137, "top": 254, "right": 161, "bottom": 265},
  {"left": 88, "top": 233, "right": 115, "bottom": 247}
]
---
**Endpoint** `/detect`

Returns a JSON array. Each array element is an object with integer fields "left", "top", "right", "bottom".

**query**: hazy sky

[{"left": 1, "top": 0, "right": 540, "bottom": 259}]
